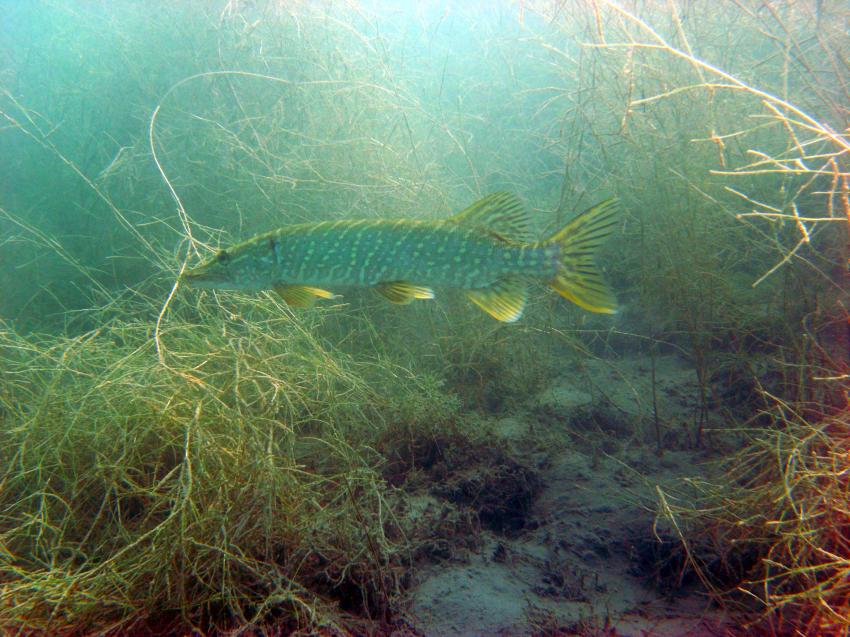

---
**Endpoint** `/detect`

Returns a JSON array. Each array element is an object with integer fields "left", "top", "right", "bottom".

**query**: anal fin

[
  {"left": 375, "top": 281, "right": 435, "bottom": 305},
  {"left": 465, "top": 276, "right": 527, "bottom": 322},
  {"left": 274, "top": 284, "right": 337, "bottom": 308}
]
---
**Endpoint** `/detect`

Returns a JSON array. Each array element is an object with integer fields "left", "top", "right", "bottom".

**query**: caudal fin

[{"left": 544, "top": 198, "right": 620, "bottom": 314}]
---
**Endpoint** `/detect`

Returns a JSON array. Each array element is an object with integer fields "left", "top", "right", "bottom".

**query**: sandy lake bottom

[{"left": 403, "top": 353, "right": 737, "bottom": 637}]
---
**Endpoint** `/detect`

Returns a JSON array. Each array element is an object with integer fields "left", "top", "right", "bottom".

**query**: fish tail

[{"left": 543, "top": 198, "right": 620, "bottom": 314}]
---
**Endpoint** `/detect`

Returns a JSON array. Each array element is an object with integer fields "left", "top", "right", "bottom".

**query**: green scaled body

[{"left": 184, "top": 192, "right": 620, "bottom": 322}]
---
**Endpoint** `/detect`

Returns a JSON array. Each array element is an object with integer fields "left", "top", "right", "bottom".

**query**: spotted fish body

[
  {"left": 248, "top": 220, "right": 558, "bottom": 288},
  {"left": 184, "top": 192, "right": 620, "bottom": 322}
]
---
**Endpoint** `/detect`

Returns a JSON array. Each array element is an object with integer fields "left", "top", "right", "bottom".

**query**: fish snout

[{"left": 181, "top": 266, "right": 216, "bottom": 287}]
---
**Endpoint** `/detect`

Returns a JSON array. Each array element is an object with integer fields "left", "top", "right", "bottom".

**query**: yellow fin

[
  {"left": 548, "top": 272, "right": 617, "bottom": 314},
  {"left": 544, "top": 198, "right": 620, "bottom": 314},
  {"left": 375, "top": 281, "right": 435, "bottom": 305},
  {"left": 448, "top": 192, "right": 532, "bottom": 243},
  {"left": 465, "top": 276, "right": 527, "bottom": 322},
  {"left": 274, "top": 284, "right": 337, "bottom": 308}
]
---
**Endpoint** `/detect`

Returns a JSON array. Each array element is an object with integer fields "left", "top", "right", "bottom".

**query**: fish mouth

[
  {"left": 181, "top": 268, "right": 219, "bottom": 287},
  {"left": 181, "top": 265, "right": 245, "bottom": 290}
]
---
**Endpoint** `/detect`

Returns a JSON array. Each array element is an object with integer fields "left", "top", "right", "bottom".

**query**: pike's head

[{"left": 183, "top": 237, "right": 277, "bottom": 291}]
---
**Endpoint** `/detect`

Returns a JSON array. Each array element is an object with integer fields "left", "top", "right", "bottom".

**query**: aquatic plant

[
  {"left": 657, "top": 401, "right": 850, "bottom": 634},
  {"left": 1, "top": 1, "right": 848, "bottom": 634},
  {"left": 0, "top": 301, "right": 433, "bottom": 633},
  {"left": 556, "top": 2, "right": 850, "bottom": 632},
  {"left": 530, "top": 0, "right": 847, "bottom": 439}
]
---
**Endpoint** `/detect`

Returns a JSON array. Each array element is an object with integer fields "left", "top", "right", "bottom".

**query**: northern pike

[{"left": 183, "top": 192, "right": 620, "bottom": 322}]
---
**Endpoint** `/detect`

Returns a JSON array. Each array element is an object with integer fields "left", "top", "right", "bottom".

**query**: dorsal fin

[{"left": 448, "top": 192, "right": 532, "bottom": 243}]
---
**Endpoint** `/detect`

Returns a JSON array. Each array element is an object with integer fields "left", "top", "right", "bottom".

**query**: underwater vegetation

[{"left": 0, "top": 0, "right": 848, "bottom": 635}]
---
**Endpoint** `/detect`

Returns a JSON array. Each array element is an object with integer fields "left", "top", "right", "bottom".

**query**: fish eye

[{"left": 216, "top": 250, "right": 230, "bottom": 264}]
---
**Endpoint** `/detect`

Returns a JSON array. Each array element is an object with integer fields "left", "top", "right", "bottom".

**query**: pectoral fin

[
  {"left": 274, "top": 284, "right": 337, "bottom": 308},
  {"left": 465, "top": 276, "right": 527, "bottom": 322},
  {"left": 375, "top": 281, "right": 435, "bottom": 304}
]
